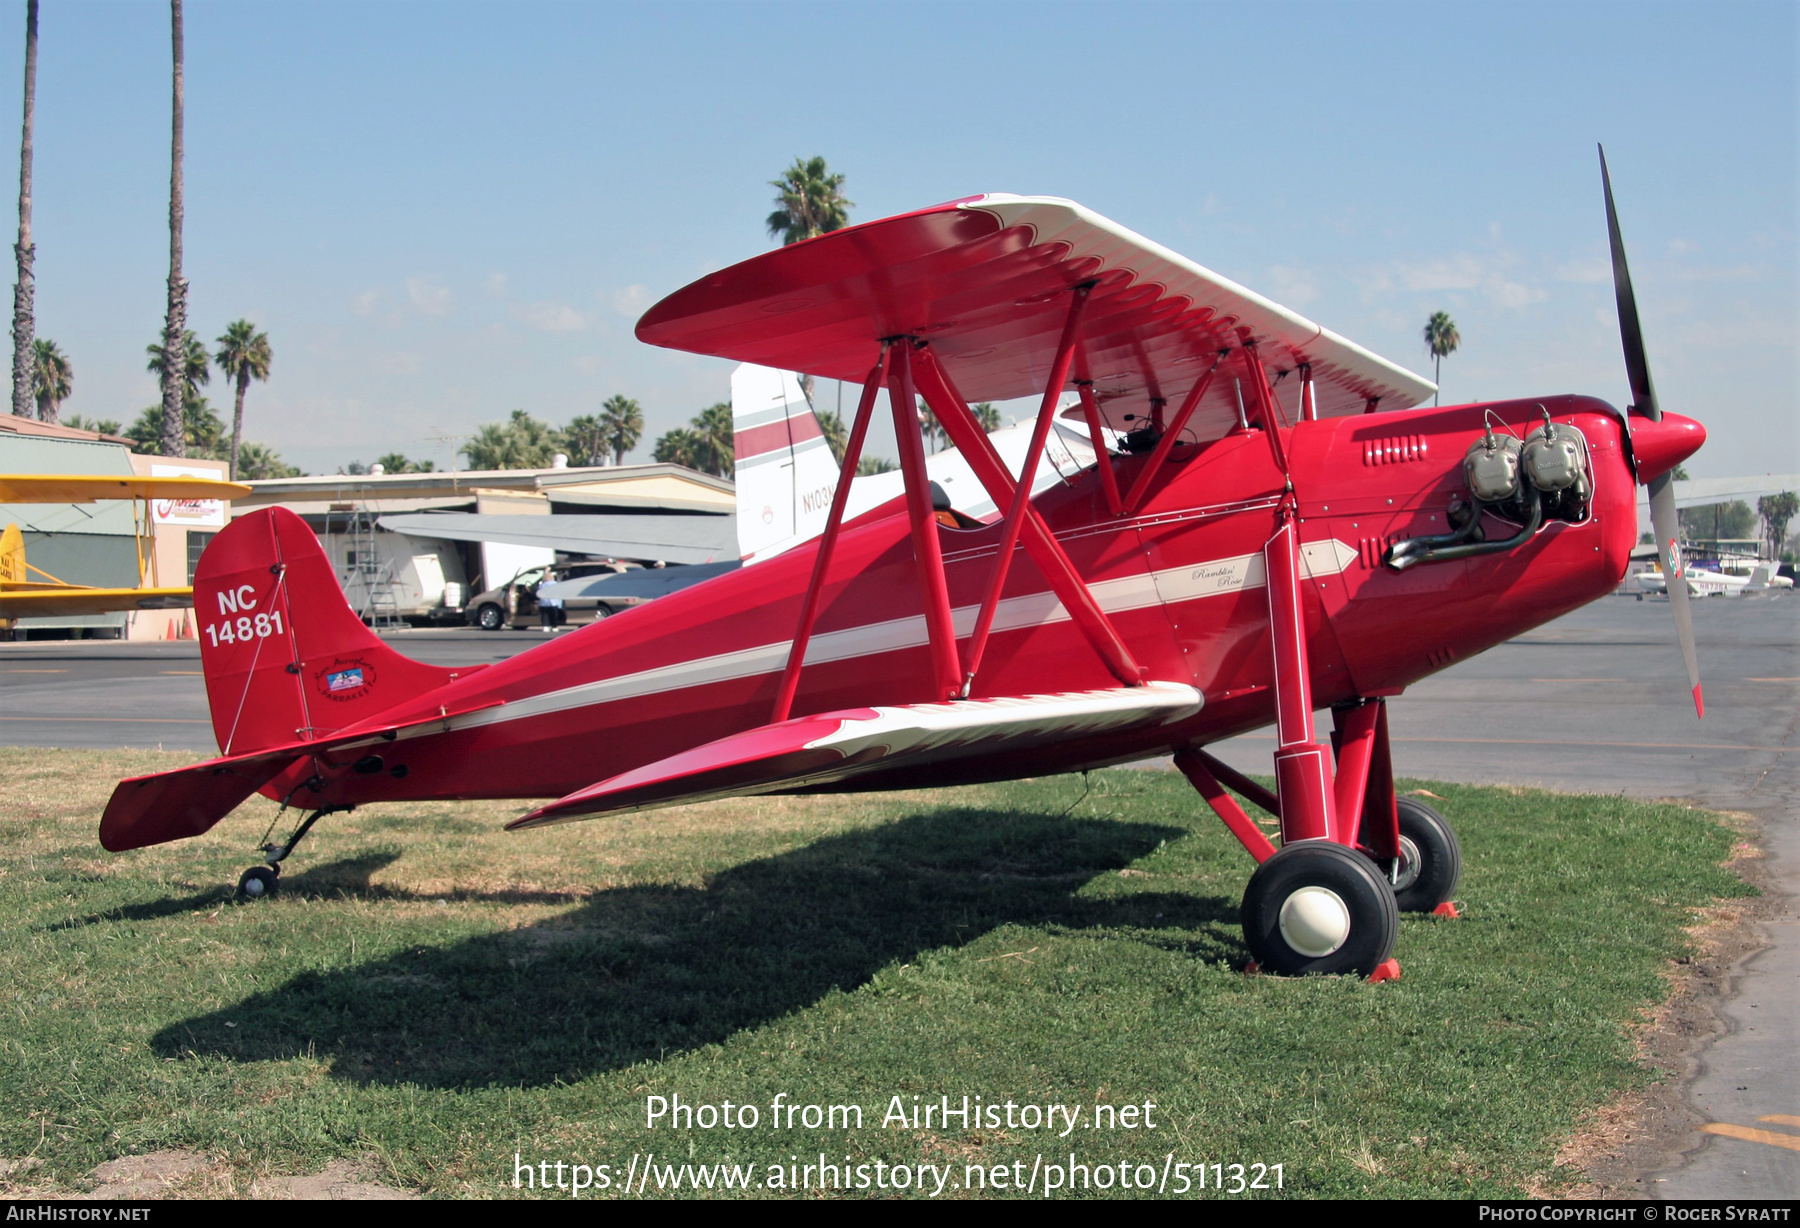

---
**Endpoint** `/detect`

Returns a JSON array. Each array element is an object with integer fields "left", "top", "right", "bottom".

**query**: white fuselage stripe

[{"left": 436, "top": 539, "right": 1356, "bottom": 737}]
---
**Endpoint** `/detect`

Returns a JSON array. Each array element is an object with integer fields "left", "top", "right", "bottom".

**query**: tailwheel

[
  {"left": 236, "top": 864, "right": 280, "bottom": 900},
  {"left": 1240, "top": 841, "right": 1398, "bottom": 977},
  {"left": 236, "top": 803, "right": 347, "bottom": 901},
  {"left": 1392, "top": 797, "right": 1462, "bottom": 913}
]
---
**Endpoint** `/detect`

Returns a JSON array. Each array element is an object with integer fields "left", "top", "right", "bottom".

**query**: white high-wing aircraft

[
  {"left": 730, "top": 363, "right": 1105, "bottom": 563},
  {"left": 1635, "top": 559, "right": 1792, "bottom": 598},
  {"left": 533, "top": 365, "right": 1108, "bottom": 614}
]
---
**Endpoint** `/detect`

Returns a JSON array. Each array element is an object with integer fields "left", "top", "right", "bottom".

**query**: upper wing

[
  {"left": 508, "top": 682, "right": 1203, "bottom": 827},
  {"left": 637, "top": 195, "right": 1434, "bottom": 446},
  {"left": 0, "top": 586, "right": 193, "bottom": 618},
  {"left": 0, "top": 474, "right": 250, "bottom": 503}
]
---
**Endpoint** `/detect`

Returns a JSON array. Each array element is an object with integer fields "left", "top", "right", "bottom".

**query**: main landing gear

[
  {"left": 235, "top": 804, "right": 351, "bottom": 900},
  {"left": 1175, "top": 695, "right": 1463, "bottom": 980},
  {"left": 1390, "top": 796, "right": 1462, "bottom": 914},
  {"left": 1241, "top": 841, "right": 1399, "bottom": 977}
]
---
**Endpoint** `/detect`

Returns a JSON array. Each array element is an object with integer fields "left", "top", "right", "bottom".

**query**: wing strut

[
  {"left": 887, "top": 344, "right": 964, "bottom": 700},
  {"left": 771, "top": 346, "right": 889, "bottom": 723},
  {"left": 909, "top": 331, "right": 1146, "bottom": 692},
  {"left": 954, "top": 284, "right": 1094, "bottom": 691},
  {"left": 772, "top": 283, "right": 1149, "bottom": 720},
  {"left": 1073, "top": 380, "right": 1123, "bottom": 517},
  {"left": 1121, "top": 351, "right": 1226, "bottom": 515},
  {"left": 1238, "top": 338, "right": 1292, "bottom": 476}
]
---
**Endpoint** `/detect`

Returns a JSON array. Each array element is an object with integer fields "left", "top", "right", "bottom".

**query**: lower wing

[
  {"left": 509, "top": 682, "right": 1203, "bottom": 828},
  {"left": 0, "top": 586, "right": 193, "bottom": 618}
]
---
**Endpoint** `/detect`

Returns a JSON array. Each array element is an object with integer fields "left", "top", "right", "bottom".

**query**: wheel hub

[
  {"left": 1278, "top": 886, "right": 1351, "bottom": 957},
  {"left": 1392, "top": 834, "right": 1422, "bottom": 892}
]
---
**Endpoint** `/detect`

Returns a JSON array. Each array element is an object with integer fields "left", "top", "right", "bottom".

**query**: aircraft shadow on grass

[
  {"left": 44, "top": 853, "right": 406, "bottom": 931},
  {"left": 152, "top": 808, "right": 1241, "bottom": 1087}
]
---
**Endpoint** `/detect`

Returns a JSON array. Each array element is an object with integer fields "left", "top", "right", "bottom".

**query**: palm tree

[
  {"left": 146, "top": 329, "right": 208, "bottom": 400},
  {"left": 125, "top": 396, "right": 221, "bottom": 456},
  {"left": 10, "top": 0, "right": 37, "bottom": 418},
  {"left": 234, "top": 439, "right": 302, "bottom": 479},
  {"left": 767, "top": 157, "right": 851, "bottom": 406},
  {"left": 460, "top": 410, "right": 563, "bottom": 470},
  {"left": 373, "top": 452, "right": 434, "bottom": 474},
  {"left": 816, "top": 408, "right": 847, "bottom": 465},
  {"left": 652, "top": 426, "right": 700, "bottom": 470},
  {"left": 597, "top": 394, "right": 644, "bottom": 466},
  {"left": 158, "top": 0, "right": 188, "bottom": 456},
  {"left": 651, "top": 405, "right": 733, "bottom": 477},
  {"left": 691, "top": 402, "right": 733, "bottom": 477},
  {"left": 856, "top": 456, "right": 897, "bottom": 476},
  {"left": 1423, "top": 312, "right": 1460, "bottom": 406},
  {"left": 62, "top": 413, "right": 121, "bottom": 436},
  {"left": 29, "top": 337, "right": 68, "bottom": 422},
  {"left": 562, "top": 414, "right": 608, "bottom": 467},
  {"left": 765, "top": 156, "right": 852, "bottom": 246},
  {"left": 214, "top": 319, "right": 271, "bottom": 480},
  {"left": 1759, "top": 492, "right": 1797, "bottom": 560},
  {"left": 971, "top": 401, "right": 1001, "bottom": 432},
  {"left": 919, "top": 398, "right": 964, "bottom": 453}
]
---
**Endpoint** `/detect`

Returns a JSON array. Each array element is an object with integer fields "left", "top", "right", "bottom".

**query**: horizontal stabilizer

[
  {"left": 100, "top": 698, "right": 505, "bottom": 852},
  {"left": 509, "top": 682, "right": 1202, "bottom": 828},
  {"left": 101, "top": 746, "right": 308, "bottom": 852}
]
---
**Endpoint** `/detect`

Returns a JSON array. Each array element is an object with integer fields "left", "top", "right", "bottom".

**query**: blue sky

[{"left": 5, "top": 1, "right": 1794, "bottom": 477}]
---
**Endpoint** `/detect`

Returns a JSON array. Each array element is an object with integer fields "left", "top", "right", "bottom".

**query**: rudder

[{"left": 195, "top": 507, "right": 460, "bottom": 754}]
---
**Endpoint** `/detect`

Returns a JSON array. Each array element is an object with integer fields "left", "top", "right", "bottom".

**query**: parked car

[{"left": 464, "top": 562, "right": 636, "bottom": 631}]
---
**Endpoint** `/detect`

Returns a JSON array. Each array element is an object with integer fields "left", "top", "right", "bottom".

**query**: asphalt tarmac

[{"left": 2, "top": 594, "right": 1794, "bottom": 1198}]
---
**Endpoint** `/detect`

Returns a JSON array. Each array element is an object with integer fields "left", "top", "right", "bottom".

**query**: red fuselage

[{"left": 255, "top": 394, "right": 1639, "bottom": 815}]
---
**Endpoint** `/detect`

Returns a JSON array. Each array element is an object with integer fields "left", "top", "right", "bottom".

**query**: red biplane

[{"left": 100, "top": 152, "right": 1705, "bottom": 977}]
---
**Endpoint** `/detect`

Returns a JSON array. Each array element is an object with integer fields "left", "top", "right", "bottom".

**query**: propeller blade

[
  {"left": 1601, "top": 144, "right": 1661, "bottom": 425},
  {"left": 1605, "top": 145, "right": 1701, "bottom": 718},
  {"left": 1647, "top": 472, "right": 1704, "bottom": 718}
]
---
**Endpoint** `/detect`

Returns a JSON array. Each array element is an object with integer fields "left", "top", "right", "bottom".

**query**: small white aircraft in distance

[{"left": 1634, "top": 558, "right": 1792, "bottom": 598}]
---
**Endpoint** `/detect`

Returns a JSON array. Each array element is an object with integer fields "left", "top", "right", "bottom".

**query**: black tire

[
  {"left": 1241, "top": 841, "right": 1398, "bottom": 977},
  {"left": 475, "top": 603, "right": 504, "bottom": 631},
  {"left": 237, "top": 865, "right": 279, "bottom": 900},
  {"left": 1392, "top": 797, "right": 1461, "bottom": 913}
]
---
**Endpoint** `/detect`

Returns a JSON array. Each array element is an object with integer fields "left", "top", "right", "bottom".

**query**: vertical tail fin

[
  {"left": 195, "top": 507, "right": 462, "bottom": 754},
  {"left": 731, "top": 364, "right": 842, "bottom": 563}
]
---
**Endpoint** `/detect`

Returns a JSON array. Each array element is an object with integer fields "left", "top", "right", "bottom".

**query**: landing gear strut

[{"left": 235, "top": 805, "right": 351, "bottom": 900}]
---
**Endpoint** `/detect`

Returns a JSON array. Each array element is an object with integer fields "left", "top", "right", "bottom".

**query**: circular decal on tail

[{"left": 314, "top": 657, "right": 377, "bottom": 702}]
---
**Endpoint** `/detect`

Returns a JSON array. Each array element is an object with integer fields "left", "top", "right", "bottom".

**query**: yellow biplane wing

[
  {"left": 0, "top": 474, "right": 248, "bottom": 623},
  {"left": 0, "top": 474, "right": 250, "bottom": 503},
  {"left": 0, "top": 586, "right": 194, "bottom": 618},
  {"left": 2, "top": 519, "right": 196, "bottom": 618}
]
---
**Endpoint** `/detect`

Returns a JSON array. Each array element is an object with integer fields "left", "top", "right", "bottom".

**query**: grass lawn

[{"left": 0, "top": 748, "right": 1751, "bottom": 1199}]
